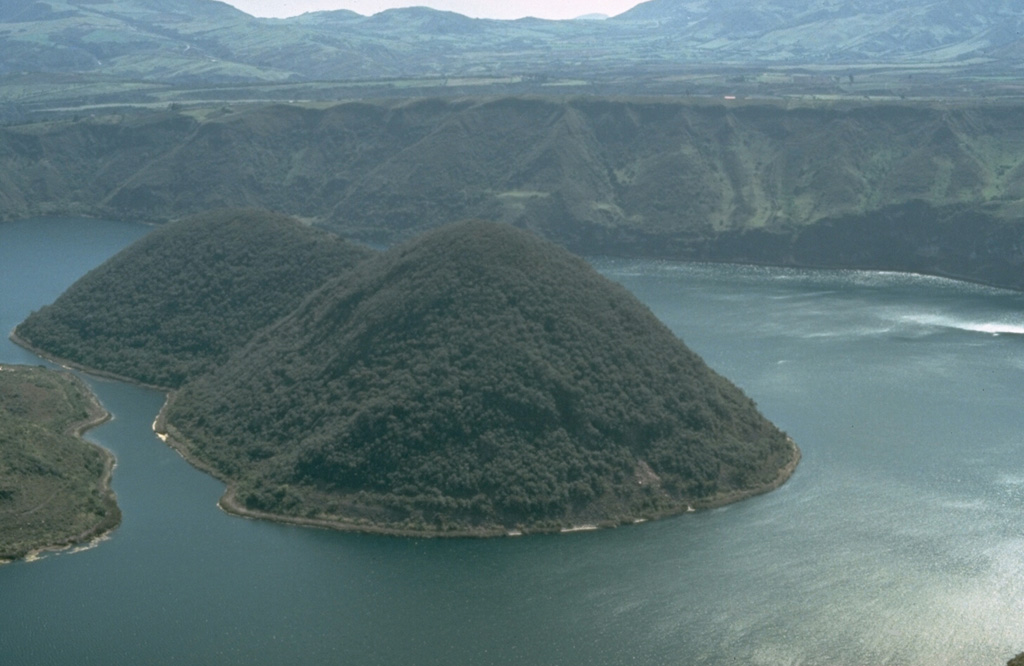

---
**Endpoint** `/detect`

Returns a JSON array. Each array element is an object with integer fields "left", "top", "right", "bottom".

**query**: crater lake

[{"left": 2, "top": 217, "right": 1023, "bottom": 665}]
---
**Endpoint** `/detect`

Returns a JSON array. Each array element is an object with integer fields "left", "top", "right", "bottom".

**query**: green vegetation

[
  {"left": 12, "top": 210, "right": 796, "bottom": 534},
  {"left": 14, "top": 209, "right": 376, "bottom": 389},
  {"left": 1009, "top": 652, "right": 1024, "bottom": 666},
  {"left": 2, "top": 98, "right": 1024, "bottom": 291},
  {"left": 1, "top": 0, "right": 1019, "bottom": 102},
  {"left": 163, "top": 221, "right": 798, "bottom": 535},
  {"left": 0, "top": 365, "right": 119, "bottom": 562}
]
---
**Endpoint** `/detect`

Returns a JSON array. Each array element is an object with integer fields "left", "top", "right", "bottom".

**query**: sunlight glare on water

[{"left": 2, "top": 229, "right": 1023, "bottom": 665}]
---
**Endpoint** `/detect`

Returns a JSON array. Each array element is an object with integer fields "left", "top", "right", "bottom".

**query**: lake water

[{"left": 2, "top": 217, "right": 1023, "bottom": 665}]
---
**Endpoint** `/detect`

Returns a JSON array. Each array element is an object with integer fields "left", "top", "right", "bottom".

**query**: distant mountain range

[{"left": 2, "top": 0, "right": 1021, "bottom": 85}]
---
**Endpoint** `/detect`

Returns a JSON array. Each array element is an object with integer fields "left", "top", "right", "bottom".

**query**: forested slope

[
  {"left": 163, "top": 221, "right": 798, "bottom": 535},
  {"left": 0, "top": 365, "right": 119, "bottom": 561},
  {"left": 1, "top": 98, "right": 1023, "bottom": 290},
  {"left": 14, "top": 209, "right": 376, "bottom": 388}
]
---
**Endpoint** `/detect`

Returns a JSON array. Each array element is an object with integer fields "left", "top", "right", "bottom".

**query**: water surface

[{"left": 2, "top": 219, "right": 1023, "bottom": 665}]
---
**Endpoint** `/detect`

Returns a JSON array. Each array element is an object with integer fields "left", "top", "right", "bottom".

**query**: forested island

[
  {"left": 14, "top": 209, "right": 376, "bottom": 389},
  {"left": 19, "top": 213, "right": 798, "bottom": 535},
  {"left": 4, "top": 0, "right": 1023, "bottom": 660},
  {"left": 0, "top": 365, "right": 120, "bottom": 562},
  {"left": 162, "top": 221, "right": 798, "bottom": 533}
]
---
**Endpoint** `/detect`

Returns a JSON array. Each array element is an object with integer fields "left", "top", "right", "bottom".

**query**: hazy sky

[{"left": 223, "top": 0, "right": 643, "bottom": 21}]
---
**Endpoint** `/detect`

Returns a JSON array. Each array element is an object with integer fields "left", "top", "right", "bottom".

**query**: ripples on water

[
  {"left": 597, "top": 259, "right": 1024, "bottom": 665},
  {"left": 2, "top": 228, "right": 1023, "bottom": 665}
]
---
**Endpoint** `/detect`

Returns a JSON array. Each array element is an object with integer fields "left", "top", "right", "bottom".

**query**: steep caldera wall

[{"left": 2, "top": 97, "right": 1023, "bottom": 288}]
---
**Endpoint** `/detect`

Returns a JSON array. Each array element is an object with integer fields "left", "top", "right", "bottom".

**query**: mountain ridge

[
  {"left": 1, "top": 0, "right": 1020, "bottom": 86},
  {"left": 2, "top": 97, "right": 1022, "bottom": 291}
]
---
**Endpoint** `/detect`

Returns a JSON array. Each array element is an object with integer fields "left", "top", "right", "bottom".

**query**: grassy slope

[
  {"left": 2, "top": 0, "right": 1021, "bottom": 85},
  {"left": 0, "top": 97, "right": 1022, "bottom": 288},
  {"left": 0, "top": 365, "right": 119, "bottom": 562}
]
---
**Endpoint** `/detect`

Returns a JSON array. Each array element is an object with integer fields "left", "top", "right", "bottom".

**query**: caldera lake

[{"left": 2, "top": 217, "right": 1023, "bottom": 665}]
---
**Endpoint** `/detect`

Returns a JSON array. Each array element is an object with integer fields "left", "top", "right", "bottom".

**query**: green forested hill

[
  {"left": 164, "top": 220, "right": 798, "bottom": 535},
  {"left": 0, "top": 365, "right": 119, "bottom": 561},
  {"left": 1, "top": 98, "right": 1023, "bottom": 291},
  {"left": 14, "top": 209, "right": 376, "bottom": 388}
]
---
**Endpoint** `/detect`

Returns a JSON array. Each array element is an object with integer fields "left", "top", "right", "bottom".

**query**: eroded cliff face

[{"left": 2, "top": 97, "right": 1022, "bottom": 288}]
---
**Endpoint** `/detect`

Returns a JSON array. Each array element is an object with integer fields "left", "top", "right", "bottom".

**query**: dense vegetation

[
  {"left": 164, "top": 221, "right": 798, "bottom": 534},
  {"left": 2, "top": 99, "right": 1023, "bottom": 291},
  {"left": 14, "top": 209, "right": 376, "bottom": 389},
  {"left": 0, "top": 365, "right": 119, "bottom": 561}
]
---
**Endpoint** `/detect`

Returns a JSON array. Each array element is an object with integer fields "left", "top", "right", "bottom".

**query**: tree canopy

[
  {"left": 165, "top": 220, "right": 798, "bottom": 534},
  {"left": 0, "top": 365, "right": 119, "bottom": 560},
  {"left": 15, "top": 209, "right": 376, "bottom": 388}
]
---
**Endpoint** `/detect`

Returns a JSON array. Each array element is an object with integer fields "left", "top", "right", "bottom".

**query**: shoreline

[
  {"left": 155, "top": 392, "right": 802, "bottom": 538},
  {"left": 152, "top": 393, "right": 517, "bottom": 538},
  {"left": 8, "top": 330, "right": 175, "bottom": 392},
  {"left": 0, "top": 366, "right": 122, "bottom": 565},
  {"left": 688, "top": 437, "right": 802, "bottom": 512},
  {"left": 14, "top": 329, "right": 802, "bottom": 540}
]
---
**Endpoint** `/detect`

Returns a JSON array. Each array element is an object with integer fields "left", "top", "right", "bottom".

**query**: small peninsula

[
  {"left": 161, "top": 220, "right": 799, "bottom": 535},
  {"left": 0, "top": 365, "right": 120, "bottom": 563},
  {"left": 14, "top": 209, "right": 376, "bottom": 389}
]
